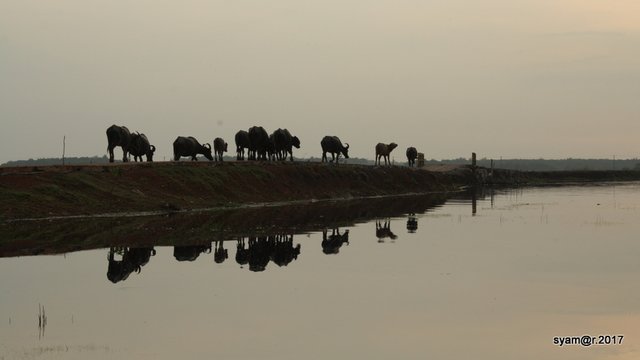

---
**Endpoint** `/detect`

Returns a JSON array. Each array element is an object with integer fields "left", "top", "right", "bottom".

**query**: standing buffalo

[
  {"left": 173, "top": 136, "right": 213, "bottom": 161},
  {"left": 267, "top": 133, "right": 277, "bottom": 161},
  {"left": 273, "top": 128, "right": 301, "bottom": 161},
  {"left": 406, "top": 147, "right": 418, "bottom": 167},
  {"left": 128, "top": 133, "right": 156, "bottom": 162},
  {"left": 234, "top": 130, "right": 251, "bottom": 160},
  {"left": 248, "top": 126, "right": 270, "bottom": 161},
  {"left": 320, "top": 136, "right": 349, "bottom": 164},
  {"left": 213, "top": 137, "right": 228, "bottom": 162},
  {"left": 106, "top": 125, "right": 132, "bottom": 163},
  {"left": 375, "top": 142, "right": 398, "bottom": 166}
]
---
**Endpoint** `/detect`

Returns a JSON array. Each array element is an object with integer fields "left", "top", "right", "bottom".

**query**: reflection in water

[
  {"left": 322, "top": 228, "right": 350, "bottom": 254},
  {"left": 6, "top": 184, "right": 640, "bottom": 360},
  {"left": 107, "top": 247, "right": 156, "bottom": 283},
  {"left": 38, "top": 304, "right": 47, "bottom": 340},
  {"left": 376, "top": 219, "right": 397, "bottom": 243},
  {"left": 406, "top": 213, "right": 418, "bottom": 233},
  {"left": 1, "top": 193, "right": 450, "bottom": 258},
  {"left": 236, "top": 237, "right": 249, "bottom": 267},
  {"left": 213, "top": 240, "right": 228, "bottom": 264},
  {"left": 173, "top": 244, "right": 211, "bottom": 262},
  {"left": 240, "top": 235, "right": 301, "bottom": 272}
]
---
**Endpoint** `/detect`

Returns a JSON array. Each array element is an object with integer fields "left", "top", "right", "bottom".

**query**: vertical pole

[
  {"left": 62, "top": 136, "right": 66, "bottom": 166},
  {"left": 472, "top": 152, "right": 476, "bottom": 167}
]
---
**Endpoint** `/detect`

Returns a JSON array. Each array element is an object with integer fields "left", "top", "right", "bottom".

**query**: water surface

[{"left": 2, "top": 184, "right": 640, "bottom": 359}]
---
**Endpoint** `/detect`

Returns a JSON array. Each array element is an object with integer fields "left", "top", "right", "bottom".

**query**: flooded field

[{"left": 2, "top": 183, "right": 640, "bottom": 359}]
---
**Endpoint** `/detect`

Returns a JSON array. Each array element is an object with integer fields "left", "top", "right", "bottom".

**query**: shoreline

[{"left": 2, "top": 161, "right": 640, "bottom": 221}]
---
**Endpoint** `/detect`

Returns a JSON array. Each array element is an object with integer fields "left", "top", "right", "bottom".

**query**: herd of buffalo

[
  {"left": 106, "top": 215, "right": 418, "bottom": 282},
  {"left": 107, "top": 124, "right": 421, "bottom": 166}
]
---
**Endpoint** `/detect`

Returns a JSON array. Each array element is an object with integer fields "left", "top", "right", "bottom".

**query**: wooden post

[
  {"left": 62, "top": 136, "right": 66, "bottom": 166},
  {"left": 471, "top": 152, "right": 476, "bottom": 167}
]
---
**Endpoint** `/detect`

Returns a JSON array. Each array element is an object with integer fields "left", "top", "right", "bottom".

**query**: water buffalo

[
  {"left": 106, "top": 125, "right": 132, "bottom": 163},
  {"left": 320, "top": 136, "right": 349, "bottom": 164},
  {"left": 213, "top": 137, "right": 228, "bottom": 162},
  {"left": 267, "top": 133, "right": 278, "bottom": 161},
  {"left": 248, "top": 126, "right": 270, "bottom": 160},
  {"left": 406, "top": 147, "right": 418, "bottom": 167},
  {"left": 375, "top": 142, "right": 398, "bottom": 166},
  {"left": 173, "top": 136, "right": 213, "bottom": 161},
  {"left": 128, "top": 133, "right": 156, "bottom": 162},
  {"left": 273, "top": 128, "right": 301, "bottom": 161},
  {"left": 235, "top": 130, "right": 251, "bottom": 160}
]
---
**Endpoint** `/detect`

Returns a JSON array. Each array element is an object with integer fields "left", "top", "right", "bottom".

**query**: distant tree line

[
  {"left": 1, "top": 156, "right": 110, "bottom": 167},
  {"left": 3, "top": 155, "right": 640, "bottom": 171},
  {"left": 428, "top": 157, "right": 640, "bottom": 171}
]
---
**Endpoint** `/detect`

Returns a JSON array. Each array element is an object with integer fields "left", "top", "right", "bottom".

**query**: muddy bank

[
  {"left": 0, "top": 162, "right": 467, "bottom": 220},
  {"left": 2, "top": 161, "right": 640, "bottom": 220}
]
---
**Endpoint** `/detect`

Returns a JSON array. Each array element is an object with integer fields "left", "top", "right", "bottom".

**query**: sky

[{"left": 1, "top": 0, "right": 639, "bottom": 164}]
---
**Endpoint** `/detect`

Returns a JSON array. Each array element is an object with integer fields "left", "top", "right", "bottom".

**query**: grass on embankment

[{"left": 0, "top": 162, "right": 465, "bottom": 220}]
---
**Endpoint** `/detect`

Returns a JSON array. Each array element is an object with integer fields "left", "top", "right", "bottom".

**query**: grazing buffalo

[
  {"left": 406, "top": 147, "right": 418, "bottom": 167},
  {"left": 320, "top": 136, "right": 349, "bottom": 164},
  {"left": 248, "top": 126, "right": 270, "bottom": 160},
  {"left": 128, "top": 133, "right": 156, "bottom": 162},
  {"left": 267, "top": 133, "right": 277, "bottom": 161},
  {"left": 173, "top": 136, "right": 213, "bottom": 161},
  {"left": 235, "top": 130, "right": 251, "bottom": 160},
  {"left": 213, "top": 137, "right": 228, "bottom": 162},
  {"left": 375, "top": 142, "right": 398, "bottom": 166},
  {"left": 273, "top": 128, "right": 301, "bottom": 161},
  {"left": 106, "top": 125, "right": 132, "bottom": 163}
]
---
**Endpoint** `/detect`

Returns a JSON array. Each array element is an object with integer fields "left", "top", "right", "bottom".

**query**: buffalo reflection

[
  {"left": 214, "top": 240, "right": 228, "bottom": 264},
  {"left": 376, "top": 219, "right": 397, "bottom": 243},
  {"left": 236, "top": 234, "right": 301, "bottom": 272},
  {"left": 407, "top": 214, "right": 418, "bottom": 233},
  {"left": 174, "top": 244, "right": 211, "bottom": 262},
  {"left": 107, "top": 247, "right": 156, "bottom": 283},
  {"left": 322, "top": 228, "right": 349, "bottom": 254}
]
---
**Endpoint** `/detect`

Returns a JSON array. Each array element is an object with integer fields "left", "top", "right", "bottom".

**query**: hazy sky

[{"left": 1, "top": 0, "right": 639, "bottom": 163}]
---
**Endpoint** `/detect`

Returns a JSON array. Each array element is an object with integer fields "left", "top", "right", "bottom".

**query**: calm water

[{"left": 2, "top": 183, "right": 640, "bottom": 360}]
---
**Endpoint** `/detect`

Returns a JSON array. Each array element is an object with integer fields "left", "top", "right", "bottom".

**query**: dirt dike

[{"left": 0, "top": 161, "right": 469, "bottom": 220}]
